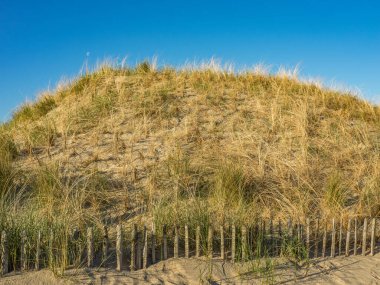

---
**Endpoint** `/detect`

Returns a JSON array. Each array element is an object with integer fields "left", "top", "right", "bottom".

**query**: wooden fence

[{"left": 0, "top": 217, "right": 379, "bottom": 275}]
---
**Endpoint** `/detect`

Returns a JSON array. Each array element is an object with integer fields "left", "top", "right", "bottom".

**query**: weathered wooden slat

[
  {"left": 370, "top": 218, "right": 376, "bottom": 256},
  {"left": 322, "top": 223, "right": 327, "bottom": 258},
  {"left": 241, "top": 226, "right": 247, "bottom": 261},
  {"left": 35, "top": 231, "right": 41, "bottom": 270},
  {"left": 185, "top": 225, "right": 189, "bottom": 258},
  {"left": 314, "top": 219, "right": 319, "bottom": 258},
  {"left": 220, "top": 225, "right": 224, "bottom": 260},
  {"left": 87, "top": 227, "right": 94, "bottom": 267},
  {"left": 261, "top": 220, "right": 266, "bottom": 257},
  {"left": 345, "top": 219, "right": 351, "bottom": 256},
  {"left": 163, "top": 225, "right": 168, "bottom": 260},
  {"left": 136, "top": 231, "right": 142, "bottom": 269},
  {"left": 338, "top": 218, "right": 343, "bottom": 256},
  {"left": 116, "top": 224, "right": 122, "bottom": 271},
  {"left": 331, "top": 218, "right": 336, "bottom": 258},
  {"left": 20, "top": 230, "right": 27, "bottom": 271},
  {"left": 1, "top": 231, "right": 8, "bottom": 275},
  {"left": 174, "top": 226, "right": 179, "bottom": 258},
  {"left": 231, "top": 224, "right": 236, "bottom": 263},
  {"left": 306, "top": 218, "right": 310, "bottom": 258},
  {"left": 102, "top": 225, "right": 109, "bottom": 266},
  {"left": 277, "top": 220, "right": 282, "bottom": 256},
  {"left": 254, "top": 222, "right": 259, "bottom": 256},
  {"left": 143, "top": 226, "right": 148, "bottom": 269},
  {"left": 131, "top": 224, "right": 137, "bottom": 271},
  {"left": 297, "top": 222, "right": 302, "bottom": 242},
  {"left": 72, "top": 228, "right": 81, "bottom": 266},
  {"left": 195, "top": 226, "right": 200, "bottom": 258},
  {"left": 207, "top": 227, "right": 213, "bottom": 258},
  {"left": 354, "top": 218, "right": 358, "bottom": 255},
  {"left": 362, "top": 218, "right": 368, "bottom": 256},
  {"left": 151, "top": 224, "right": 156, "bottom": 264},
  {"left": 49, "top": 229, "right": 54, "bottom": 268},
  {"left": 269, "top": 220, "right": 274, "bottom": 256}
]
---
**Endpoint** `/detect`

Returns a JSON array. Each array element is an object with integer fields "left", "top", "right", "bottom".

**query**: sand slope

[{"left": 1, "top": 254, "right": 380, "bottom": 285}]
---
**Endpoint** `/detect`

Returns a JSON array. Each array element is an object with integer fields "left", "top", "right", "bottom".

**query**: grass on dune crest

[{"left": 1, "top": 60, "right": 380, "bottom": 245}]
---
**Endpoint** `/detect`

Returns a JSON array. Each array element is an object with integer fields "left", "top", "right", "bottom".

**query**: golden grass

[{"left": 1, "top": 60, "right": 380, "bottom": 239}]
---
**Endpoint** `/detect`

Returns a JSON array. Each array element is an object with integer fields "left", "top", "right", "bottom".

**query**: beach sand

[{"left": 1, "top": 254, "right": 379, "bottom": 284}]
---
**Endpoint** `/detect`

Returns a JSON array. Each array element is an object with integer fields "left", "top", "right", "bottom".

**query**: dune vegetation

[{"left": 0, "top": 60, "right": 379, "bottom": 271}]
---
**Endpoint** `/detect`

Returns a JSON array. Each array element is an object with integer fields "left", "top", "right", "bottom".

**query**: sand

[{"left": 1, "top": 255, "right": 379, "bottom": 285}]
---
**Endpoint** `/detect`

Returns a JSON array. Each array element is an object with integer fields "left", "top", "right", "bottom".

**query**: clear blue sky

[{"left": 1, "top": 0, "right": 379, "bottom": 121}]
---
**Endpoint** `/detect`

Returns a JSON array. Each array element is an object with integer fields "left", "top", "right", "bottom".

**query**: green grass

[{"left": 12, "top": 94, "right": 56, "bottom": 125}]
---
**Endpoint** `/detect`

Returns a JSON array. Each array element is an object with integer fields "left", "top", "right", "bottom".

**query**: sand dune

[{"left": 1, "top": 254, "right": 379, "bottom": 285}]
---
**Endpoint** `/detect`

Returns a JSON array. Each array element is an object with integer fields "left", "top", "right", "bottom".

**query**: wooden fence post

[
  {"left": 35, "top": 231, "right": 41, "bottom": 270},
  {"left": 62, "top": 229, "right": 68, "bottom": 270},
  {"left": 345, "top": 218, "right": 351, "bottom": 256},
  {"left": 277, "top": 220, "right": 282, "bottom": 256},
  {"left": 262, "top": 219, "right": 267, "bottom": 257},
  {"left": 241, "top": 226, "right": 247, "bottom": 261},
  {"left": 116, "top": 224, "right": 122, "bottom": 271},
  {"left": 269, "top": 219, "right": 274, "bottom": 256},
  {"left": 20, "top": 230, "right": 27, "bottom": 271},
  {"left": 195, "top": 226, "right": 200, "bottom": 258},
  {"left": 49, "top": 229, "right": 54, "bottom": 268},
  {"left": 322, "top": 223, "right": 327, "bottom": 258},
  {"left": 231, "top": 224, "right": 236, "bottom": 263},
  {"left": 185, "top": 225, "right": 189, "bottom": 258},
  {"left": 131, "top": 224, "right": 137, "bottom": 271},
  {"left": 362, "top": 218, "right": 368, "bottom": 256},
  {"left": 306, "top": 218, "right": 310, "bottom": 258},
  {"left": 1, "top": 231, "right": 8, "bottom": 275},
  {"left": 143, "top": 226, "right": 148, "bottom": 269},
  {"left": 297, "top": 222, "right": 302, "bottom": 243},
  {"left": 370, "top": 218, "right": 376, "bottom": 256},
  {"left": 163, "top": 225, "right": 168, "bottom": 260},
  {"left": 354, "top": 218, "right": 358, "bottom": 255},
  {"left": 220, "top": 225, "right": 225, "bottom": 260},
  {"left": 331, "top": 218, "right": 336, "bottom": 258},
  {"left": 72, "top": 228, "right": 81, "bottom": 266},
  {"left": 102, "top": 225, "right": 109, "bottom": 266},
  {"left": 136, "top": 231, "right": 142, "bottom": 270},
  {"left": 207, "top": 227, "right": 213, "bottom": 259},
  {"left": 174, "top": 226, "right": 179, "bottom": 258},
  {"left": 87, "top": 227, "right": 94, "bottom": 267},
  {"left": 278, "top": 220, "right": 282, "bottom": 238},
  {"left": 338, "top": 218, "right": 343, "bottom": 256},
  {"left": 151, "top": 224, "right": 156, "bottom": 264},
  {"left": 314, "top": 219, "right": 319, "bottom": 258}
]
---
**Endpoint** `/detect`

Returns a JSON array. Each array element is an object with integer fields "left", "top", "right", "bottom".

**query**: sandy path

[{"left": 1, "top": 255, "right": 379, "bottom": 284}]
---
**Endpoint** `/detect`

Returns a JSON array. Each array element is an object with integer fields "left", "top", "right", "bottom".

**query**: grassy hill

[{"left": 1, "top": 61, "right": 379, "bottom": 241}]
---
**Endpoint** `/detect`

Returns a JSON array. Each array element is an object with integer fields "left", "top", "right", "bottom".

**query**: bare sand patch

[{"left": 1, "top": 254, "right": 379, "bottom": 285}]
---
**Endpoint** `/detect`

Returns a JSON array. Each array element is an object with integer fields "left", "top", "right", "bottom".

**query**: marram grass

[{"left": 0, "top": 60, "right": 379, "bottom": 271}]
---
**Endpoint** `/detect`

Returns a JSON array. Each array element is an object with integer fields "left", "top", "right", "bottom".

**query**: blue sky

[{"left": 1, "top": 0, "right": 379, "bottom": 121}]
